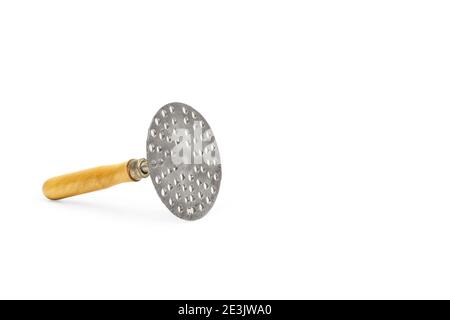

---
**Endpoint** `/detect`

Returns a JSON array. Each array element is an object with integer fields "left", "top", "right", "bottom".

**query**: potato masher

[{"left": 43, "top": 102, "right": 222, "bottom": 220}]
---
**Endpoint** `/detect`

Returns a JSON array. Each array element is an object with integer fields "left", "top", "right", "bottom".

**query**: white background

[{"left": 0, "top": 1, "right": 449, "bottom": 299}]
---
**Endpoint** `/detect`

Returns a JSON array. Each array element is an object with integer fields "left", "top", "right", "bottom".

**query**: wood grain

[{"left": 43, "top": 161, "right": 133, "bottom": 200}]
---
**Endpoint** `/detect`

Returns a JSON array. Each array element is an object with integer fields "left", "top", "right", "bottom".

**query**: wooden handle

[{"left": 43, "top": 161, "right": 134, "bottom": 200}]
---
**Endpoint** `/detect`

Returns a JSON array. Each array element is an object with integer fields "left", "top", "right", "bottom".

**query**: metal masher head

[{"left": 146, "top": 102, "right": 222, "bottom": 220}]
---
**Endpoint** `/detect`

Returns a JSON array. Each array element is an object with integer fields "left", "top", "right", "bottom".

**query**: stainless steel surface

[{"left": 147, "top": 102, "right": 222, "bottom": 220}]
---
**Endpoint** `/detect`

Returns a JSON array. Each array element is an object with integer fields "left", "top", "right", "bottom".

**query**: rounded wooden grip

[{"left": 43, "top": 161, "right": 133, "bottom": 200}]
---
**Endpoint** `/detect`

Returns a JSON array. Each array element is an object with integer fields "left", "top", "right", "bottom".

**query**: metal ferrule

[{"left": 127, "top": 158, "right": 150, "bottom": 181}]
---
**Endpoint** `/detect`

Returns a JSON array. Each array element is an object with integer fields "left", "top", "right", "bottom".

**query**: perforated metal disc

[{"left": 147, "top": 102, "right": 222, "bottom": 220}]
